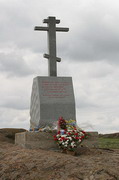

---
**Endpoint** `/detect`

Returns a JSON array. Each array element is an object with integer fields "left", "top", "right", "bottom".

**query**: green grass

[{"left": 99, "top": 137, "right": 119, "bottom": 149}]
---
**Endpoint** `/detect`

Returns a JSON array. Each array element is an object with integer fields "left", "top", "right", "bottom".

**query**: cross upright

[{"left": 34, "top": 16, "right": 69, "bottom": 76}]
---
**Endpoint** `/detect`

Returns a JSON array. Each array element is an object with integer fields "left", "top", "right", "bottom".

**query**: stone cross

[{"left": 34, "top": 16, "right": 69, "bottom": 76}]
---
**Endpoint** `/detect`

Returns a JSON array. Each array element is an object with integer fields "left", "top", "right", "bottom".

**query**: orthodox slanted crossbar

[{"left": 34, "top": 16, "right": 69, "bottom": 76}]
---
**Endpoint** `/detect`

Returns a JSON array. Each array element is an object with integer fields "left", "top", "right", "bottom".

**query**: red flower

[
  {"left": 58, "top": 117, "right": 67, "bottom": 130},
  {"left": 59, "top": 116, "right": 64, "bottom": 121},
  {"left": 61, "top": 137, "right": 65, "bottom": 140},
  {"left": 81, "top": 131, "right": 86, "bottom": 134},
  {"left": 80, "top": 136, "right": 85, "bottom": 140}
]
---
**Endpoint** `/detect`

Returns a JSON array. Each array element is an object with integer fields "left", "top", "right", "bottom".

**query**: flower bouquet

[{"left": 54, "top": 117, "right": 86, "bottom": 154}]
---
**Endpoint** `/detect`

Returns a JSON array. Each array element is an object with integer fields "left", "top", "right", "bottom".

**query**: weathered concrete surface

[
  {"left": 15, "top": 131, "right": 98, "bottom": 150},
  {"left": 15, "top": 131, "right": 59, "bottom": 150},
  {"left": 30, "top": 76, "right": 76, "bottom": 129}
]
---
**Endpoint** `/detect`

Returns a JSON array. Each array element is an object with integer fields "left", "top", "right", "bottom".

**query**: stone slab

[
  {"left": 15, "top": 131, "right": 59, "bottom": 150},
  {"left": 15, "top": 131, "right": 98, "bottom": 150},
  {"left": 30, "top": 76, "right": 76, "bottom": 128}
]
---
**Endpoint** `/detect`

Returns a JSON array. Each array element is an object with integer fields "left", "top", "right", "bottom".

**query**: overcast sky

[{"left": 0, "top": 0, "right": 119, "bottom": 133}]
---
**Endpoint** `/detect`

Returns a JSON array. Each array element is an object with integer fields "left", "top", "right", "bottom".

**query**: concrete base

[
  {"left": 15, "top": 131, "right": 98, "bottom": 150},
  {"left": 15, "top": 131, "right": 58, "bottom": 150}
]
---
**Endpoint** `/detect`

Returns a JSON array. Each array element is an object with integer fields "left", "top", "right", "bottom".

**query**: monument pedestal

[
  {"left": 15, "top": 131, "right": 98, "bottom": 150},
  {"left": 30, "top": 76, "right": 76, "bottom": 128},
  {"left": 15, "top": 131, "right": 59, "bottom": 150}
]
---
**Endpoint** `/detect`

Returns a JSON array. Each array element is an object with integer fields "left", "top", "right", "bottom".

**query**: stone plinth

[
  {"left": 15, "top": 131, "right": 98, "bottom": 150},
  {"left": 30, "top": 76, "right": 76, "bottom": 128},
  {"left": 15, "top": 131, "right": 59, "bottom": 150}
]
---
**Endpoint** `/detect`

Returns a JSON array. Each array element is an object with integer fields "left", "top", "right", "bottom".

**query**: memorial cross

[{"left": 34, "top": 16, "right": 69, "bottom": 76}]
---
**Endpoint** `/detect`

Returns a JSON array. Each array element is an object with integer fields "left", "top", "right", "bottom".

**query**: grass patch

[{"left": 99, "top": 137, "right": 119, "bottom": 149}]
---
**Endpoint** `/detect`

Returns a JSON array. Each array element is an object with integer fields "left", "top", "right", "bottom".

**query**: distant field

[{"left": 99, "top": 137, "right": 119, "bottom": 149}]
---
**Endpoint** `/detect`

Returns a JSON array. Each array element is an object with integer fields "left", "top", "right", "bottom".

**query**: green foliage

[{"left": 99, "top": 137, "right": 119, "bottom": 149}]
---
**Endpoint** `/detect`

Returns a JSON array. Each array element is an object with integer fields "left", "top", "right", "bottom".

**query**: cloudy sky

[{"left": 0, "top": 0, "right": 119, "bottom": 133}]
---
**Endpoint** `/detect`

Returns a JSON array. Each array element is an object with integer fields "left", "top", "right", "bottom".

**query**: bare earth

[
  {"left": 0, "top": 129, "right": 119, "bottom": 180},
  {"left": 0, "top": 142, "right": 119, "bottom": 180}
]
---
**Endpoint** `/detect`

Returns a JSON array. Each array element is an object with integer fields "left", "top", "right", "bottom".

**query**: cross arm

[
  {"left": 44, "top": 54, "right": 61, "bottom": 62},
  {"left": 34, "top": 26, "right": 69, "bottom": 32},
  {"left": 43, "top": 18, "right": 60, "bottom": 24},
  {"left": 34, "top": 26, "right": 48, "bottom": 31},
  {"left": 56, "top": 27, "right": 69, "bottom": 32}
]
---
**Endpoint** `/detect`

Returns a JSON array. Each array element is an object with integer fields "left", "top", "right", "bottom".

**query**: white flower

[
  {"left": 67, "top": 137, "right": 72, "bottom": 140},
  {"left": 64, "top": 141, "right": 68, "bottom": 145},
  {"left": 71, "top": 141, "right": 76, "bottom": 148},
  {"left": 64, "top": 144, "right": 67, "bottom": 147}
]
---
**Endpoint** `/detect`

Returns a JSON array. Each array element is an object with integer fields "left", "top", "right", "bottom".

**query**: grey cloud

[
  {"left": 58, "top": 11, "right": 119, "bottom": 64},
  {"left": 0, "top": 98, "right": 29, "bottom": 110},
  {"left": 0, "top": 108, "right": 29, "bottom": 129},
  {"left": 1, "top": 0, "right": 119, "bottom": 65},
  {"left": 0, "top": 1, "right": 48, "bottom": 53},
  {"left": 76, "top": 97, "right": 99, "bottom": 109},
  {"left": 65, "top": 29, "right": 119, "bottom": 63},
  {"left": 0, "top": 53, "right": 34, "bottom": 76}
]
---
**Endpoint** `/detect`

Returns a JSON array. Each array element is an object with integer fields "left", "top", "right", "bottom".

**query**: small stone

[{"left": 90, "top": 175, "right": 94, "bottom": 180}]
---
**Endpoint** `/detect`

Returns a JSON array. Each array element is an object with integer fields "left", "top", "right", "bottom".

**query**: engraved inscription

[{"left": 41, "top": 81, "right": 71, "bottom": 98}]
